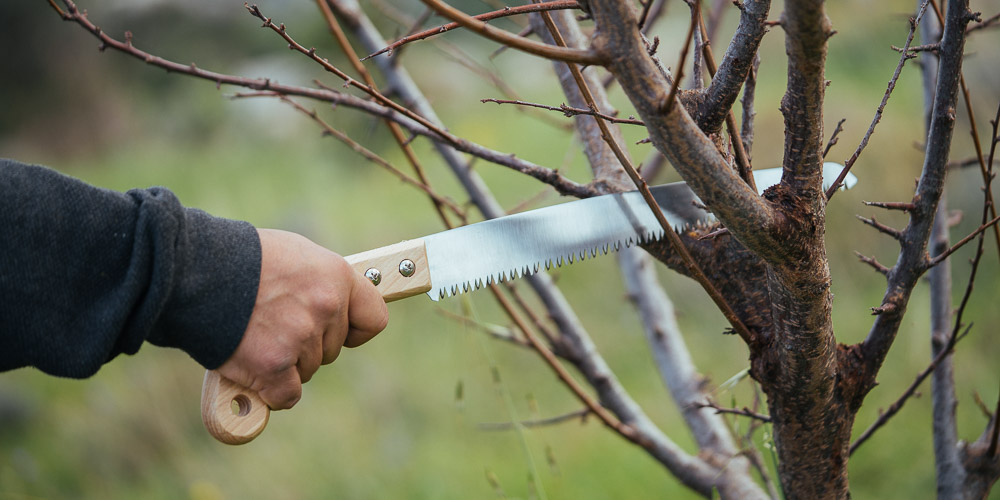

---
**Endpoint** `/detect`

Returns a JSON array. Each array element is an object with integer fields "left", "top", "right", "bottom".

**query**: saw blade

[{"left": 423, "top": 182, "right": 700, "bottom": 300}]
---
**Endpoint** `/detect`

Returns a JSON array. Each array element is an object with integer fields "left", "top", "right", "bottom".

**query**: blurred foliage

[{"left": 1, "top": 0, "right": 999, "bottom": 498}]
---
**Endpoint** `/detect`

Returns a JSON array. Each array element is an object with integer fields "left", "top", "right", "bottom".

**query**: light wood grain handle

[
  {"left": 201, "top": 239, "right": 431, "bottom": 445},
  {"left": 201, "top": 370, "right": 269, "bottom": 445}
]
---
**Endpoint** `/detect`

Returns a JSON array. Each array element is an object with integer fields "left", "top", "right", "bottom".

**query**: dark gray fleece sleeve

[{"left": 0, "top": 159, "right": 261, "bottom": 377}]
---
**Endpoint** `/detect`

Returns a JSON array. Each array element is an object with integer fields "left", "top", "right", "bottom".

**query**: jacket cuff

[{"left": 148, "top": 207, "right": 261, "bottom": 369}]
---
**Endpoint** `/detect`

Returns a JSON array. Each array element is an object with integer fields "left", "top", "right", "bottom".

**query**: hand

[{"left": 216, "top": 228, "right": 388, "bottom": 410}]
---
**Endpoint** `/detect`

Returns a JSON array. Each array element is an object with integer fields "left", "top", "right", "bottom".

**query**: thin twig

[
  {"left": 419, "top": 0, "right": 606, "bottom": 65},
  {"left": 245, "top": 3, "right": 460, "bottom": 146},
  {"left": 695, "top": 0, "right": 758, "bottom": 191},
  {"left": 479, "top": 408, "right": 591, "bottom": 430},
  {"left": 826, "top": 0, "right": 931, "bottom": 200},
  {"left": 436, "top": 309, "right": 530, "bottom": 348},
  {"left": 966, "top": 11, "right": 1000, "bottom": 34},
  {"left": 926, "top": 215, "right": 1000, "bottom": 268},
  {"left": 273, "top": 95, "right": 467, "bottom": 217},
  {"left": 989, "top": 381, "right": 1000, "bottom": 456},
  {"left": 488, "top": 286, "right": 644, "bottom": 443},
  {"left": 482, "top": 98, "right": 645, "bottom": 126},
  {"left": 659, "top": 3, "right": 699, "bottom": 117},
  {"left": 856, "top": 214, "right": 903, "bottom": 241},
  {"left": 316, "top": 0, "right": 455, "bottom": 227},
  {"left": 823, "top": 118, "right": 846, "bottom": 158},
  {"left": 855, "top": 252, "right": 890, "bottom": 275},
  {"left": 364, "top": 0, "right": 580, "bottom": 60},
  {"left": 851, "top": 324, "right": 971, "bottom": 454},
  {"left": 864, "top": 200, "right": 915, "bottom": 212},
  {"left": 695, "top": 399, "right": 772, "bottom": 423}
]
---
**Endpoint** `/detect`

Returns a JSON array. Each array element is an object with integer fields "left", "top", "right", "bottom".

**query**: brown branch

[
  {"left": 861, "top": 0, "right": 973, "bottom": 389},
  {"left": 539, "top": 0, "right": 757, "bottom": 347},
  {"left": 481, "top": 98, "right": 645, "bottom": 125},
  {"left": 926, "top": 214, "right": 1000, "bottom": 268},
  {"left": 659, "top": 2, "right": 699, "bottom": 117},
  {"left": 316, "top": 0, "right": 455, "bottom": 228},
  {"left": 823, "top": 118, "right": 846, "bottom": 158},
  {"left": 990, "top": 381, "right": 1000, "bottom": 456},
  {"left": 694, "top": 399, "right": 772, "bottom": 423},
  {"left": 856, "top": 214, "right": 903, "bottom": 241},
  {"left": 245, "top": 3, "right": 462, "bottom": 147},
  {"left": 436, "top": 309, "right": 530, "bottom": 348},
  {"left": 851, "top": 324, "right": 971, "bottom": 455},
  {"left": 271, "top": 95, "right": 467, "bottom": 218},
  {"left": 926, "top": 0, "right": 1000, "bottom": 262},
  {"left": 363, "top": 0, "right": 581, "bottom": 60},
  {"left": 419, "top": 0, "right": 607, "bottom": 65},
  {"left": 863, "top": 200, "right": 915, "bottom": 212},
  {"left": 826, "top": 0, "right": 931, "bottom": 200},
  {"left": 478, "top": 408, "right": 591, "bottom": 430},
  {"left": 487, "top": 286, "right": 644, "bottom": 444},
  {"left": 966, "top": 11, "right": 1000, "bottom": 34},
  {"left": 695, "top": 2, "right": 758, "bottom": 191}
]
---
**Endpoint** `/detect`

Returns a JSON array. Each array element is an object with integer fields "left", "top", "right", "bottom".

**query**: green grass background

[{"left": 1, "top": 0, "right": 999, "bottom": 498}]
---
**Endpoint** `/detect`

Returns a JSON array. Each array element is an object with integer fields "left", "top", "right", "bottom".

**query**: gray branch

[{"left": 698, "top": 0, "right": 771, "bottom": 134}]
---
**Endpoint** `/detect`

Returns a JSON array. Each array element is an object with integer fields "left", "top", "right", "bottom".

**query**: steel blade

[
  {"left": 422, "top": 164, "right": 857, "bottom": 300},
  {"left": 423, "top": 182, "right": 699, "bottom": 300}
]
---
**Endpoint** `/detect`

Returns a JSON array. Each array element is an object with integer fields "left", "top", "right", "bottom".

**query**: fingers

[
  {"left": 297, "top": 332, "right": 323, "bottom": 384},
  {"left": 257, "top": 366, "right": 303, "bottom": 410},
  {"left": 342, "top": 266, "right": 389, "bottom": 348}
]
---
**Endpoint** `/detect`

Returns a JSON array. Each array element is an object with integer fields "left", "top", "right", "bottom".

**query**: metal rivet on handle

[
  {"left": 398, "top": 259, "right": 415, "bottom": 277},
  {"left": 364, "top": 268, "right": 382, "bottom": 286}
]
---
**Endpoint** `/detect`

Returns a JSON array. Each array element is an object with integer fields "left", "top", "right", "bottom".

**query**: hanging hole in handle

[{"left": 231, "top": 394, "right": 253, "bottom": 417}]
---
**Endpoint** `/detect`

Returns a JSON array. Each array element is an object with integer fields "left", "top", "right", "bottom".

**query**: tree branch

[
  {"left": 419, "top": 0, "right": 607, "bottom": 65},
  {"left": 860, "top": 0, "right": 973, "bottom": 394},
  {"left": 851, "top": 325, "right": 970, "bottom": 455},
  {"left": 698, "top": 0, "right": 770, "bottom": 135},
  {"left": 478, "top": 408, "right": 591, "bottom": 430},
  {"left": 826, "top": 0, "right": 932, "bottom": 200},
  {"left": 481, "top": 98, "right": 645, "bottom": 126},
  {"left": 588, "top": 0, "right": 779, "bottom": 265},
  {"left": 363, "top": 0, "right": 581, "bottom": 60},
  {"left": 315, "top": 0, "right": 455, "bottom": 227}
]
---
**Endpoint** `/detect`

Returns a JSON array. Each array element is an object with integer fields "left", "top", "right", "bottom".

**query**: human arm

[{"left": 0, "top": 159, "right": 387, "bottom": 409}]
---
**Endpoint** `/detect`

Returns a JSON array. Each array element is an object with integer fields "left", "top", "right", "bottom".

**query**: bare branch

[
  {"left": 826, "top": 1, "right": 931, "bottom": 199},
  {"left": 419, "top": 0, "right": 607, "bottom": 65},
  {"left": 436, "top": 309, "right": 530, "bottom": 348},
  {"left": 863, "top": 200, "right": 915, "bottom": 212},
  {"left": 481, "top": 98, "right": 645, "bottom": 126},
  {"left": 590, "top": 0, "right": 779, "bottom": 265},
  {"left": 539, "top": 1, "right": 757, "bottom": 347},
  {"left": 695, "top": 399, "right": 772, "bottom": 423},
  {"left": 851, "top": 325, "right": 971, "bottom": 455},
  {"left": 740, "top": 53, "right": 760, "bottom": 156},
  {"left": 697, "top": 0, "right": 770, "bottom": 135},
  {"left": 316, "top": 0, "right": 455, "bottom": 227},
  {"left": 272, "top": 95, "right": 466, "bottom": 218},
  {"left": 823, "top": 118, "right": 846, "bottom": 158},
  {"left": 966, "top": 11, "right": 1000, "bottom": 34},
  {"left": 694, "top": 4, "right": 757, "bottom": 191},
  {"left": 479, "top": 408, "right": 591, "bottom": 430},
  {"left": 856, "top": 214, "right": 903, "bottom": 241},
  {"left": 861, "top": 0, "right": 973, "bottom": 391},
  {"left": 926, "top": 215, "right": 1000, "bottom": 268},
  {"left": 855, "top": 252, "right": 890, "bottom": 275},
  {"left": 363, "top": 0, "right": 581, "bottom": 60}
]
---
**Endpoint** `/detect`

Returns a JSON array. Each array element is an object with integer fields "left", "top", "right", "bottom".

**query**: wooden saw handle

[{"left": 201, "top": 239, "right": 431, "bottom": 445}]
